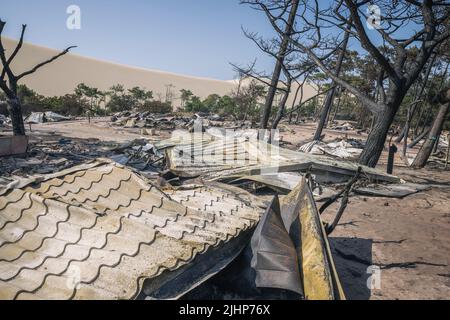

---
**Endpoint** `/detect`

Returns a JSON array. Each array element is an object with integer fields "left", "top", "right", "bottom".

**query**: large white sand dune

[{"left": 3, "top": 37, "right": 316, "bottom": 107}]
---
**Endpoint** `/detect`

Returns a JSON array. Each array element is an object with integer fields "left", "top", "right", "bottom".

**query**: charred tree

[
  {"left": 0, "top": 20, "right": 75, "bottom": 135},
  {"left": 408, "top": 128, "right": 430, "bottom": 148},
  {"left": 313, "top": 25, "right": 350, "bottom": 141},
  {"left": 395, "top": 53, "right": 437, "bottom": 143},
  {"left": 412, "top": 88, "right": 450, "bottom": 168},
  {"left": 255, "top": 0, "right": 299, "bottom": 129},
  {"left": 271, "top": 69, "right": 292, "bottom": 129},
  {"left": 264, "top": 1, "right": 450, "bottom": 167}
]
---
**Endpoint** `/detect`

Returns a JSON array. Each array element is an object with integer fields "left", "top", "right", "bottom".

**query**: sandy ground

[
  {"left": 323, "top": 172, "right": 450, "bottom": 300},
  {"left": 3, "top": 118, "right": 450, "bottom": 300},
  {"left": 25, "top": 118, "right": 157, "bottom": 143},
  {"left": 282, "top": 122, "right": 450, "bottom": 300}
]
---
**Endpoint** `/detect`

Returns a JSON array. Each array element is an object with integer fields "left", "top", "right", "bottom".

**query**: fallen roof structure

[
  {"left": 0, "top": 157, "right": 348, "bottom": 300},
  {"left": 247, "top": 176, "right": 345, "bottom": 299},
  {"left": 298, "top": 140, "right": 363, "bottom": 160},
  {"left": 0, "top": 160, "right": 265, "bottom": 300},
  {"left": 179, "top": 175, "right": 345, "bottom": 300},
  {"left": 161, "top": 130, "right": 400, "bottom": 184}
]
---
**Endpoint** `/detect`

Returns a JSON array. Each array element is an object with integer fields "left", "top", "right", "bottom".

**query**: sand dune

[{"left": 3, "top": 37, "right": 316, "bottom": 107}]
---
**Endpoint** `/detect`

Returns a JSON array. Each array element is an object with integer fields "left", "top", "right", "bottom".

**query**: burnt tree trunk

[
  {"left": 408, "top": 128, "right": 430, "bottom": 148},
  {"left": 295, "top": 108, "right": 301, "bottom": 124},
  {"left": 313, "top": 90, "right": 334, "bottom": 140},
  {"left": 359, "top": 73, "right": 413, "bottom": 168},
  {"left": 412, "top": 89, "right": 450, "bottom": 168},
  {"left": 402, "top": 107, "right": 411, "bottom": 157},
  {"left": 7, "top": 97, "right": 26, "bottom": 136},
  {"left": 359, "top": 105, "right": 398, "bottom": 167},
  {"left": 0, "top": 20, "right": 75, "bottom": 136},
  {"left": 313, "top": 28, "right": 350, "bottom": 141},
  {"left": 396, "top": 54, "right": 436, "bottom": 143},
  {"left": 272, "top": 77, "right": 292, "bottom": 129},
  {"left": 260, "top": 0, "right": 299, "bottom": 129},
  {"left": 330, "top": 89, "right": 342, "bottom": 124},
  {"left": 288, "top": 83, "right": 301, "bottom": 124}
]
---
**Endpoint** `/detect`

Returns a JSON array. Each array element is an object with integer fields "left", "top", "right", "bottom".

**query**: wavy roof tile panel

[{"left": 0, "top": 160, "right": 265, "bottom": 300}]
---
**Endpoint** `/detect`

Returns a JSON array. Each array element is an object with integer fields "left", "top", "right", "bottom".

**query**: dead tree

[
  {"left": 412, "top": 87, "right": 450, "bottom": 168},
  {"left": 329, "top": 87, "right": 343, "bottom": 125},
  {"left": 0, "top": 20, "right": 75, "bottom": 135},
  {"left": 261, "top": 0, "right": 450, "bottom": 167},
  {"left": 313, "top": 25, "right": 351, "bottom": 141},
  {"left": 288, "top": 82, "right": 302, "bottom": 124},
  {"left": 242, "top": 0, "right": 300, "bottom": 129},
  {"left": 238, "top": 1, "right": 342, "bottom": 131},
  {"left": 408, "top": 128, "right": 430, "bottom": 148},
  {"left": 395, "top": 53, "right": 437, "bottom": 143},
  {"left": 272, "top": 69, "right": 293, "bottom": 129}
]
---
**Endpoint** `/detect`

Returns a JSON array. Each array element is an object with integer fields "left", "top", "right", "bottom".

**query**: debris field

[{"left": 0, "top": 115, "right": 449, "bottom": 300}]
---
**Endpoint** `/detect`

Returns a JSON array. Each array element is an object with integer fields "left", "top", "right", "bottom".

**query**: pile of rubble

[
  {"left": 24, "top": 111, "right": 71, "bottom": 124},
  {"left": 0, "top": 135, "right": 113, "bottom": 180},
  {"left": 0, "top": 159, "right": 344, "bottom": 300},
  {"left": 110, "top": 111, "right": 254, "bottom": 131},
  {"left": 330, "top": 121, "right": 356, "bottom": 131},
  {"left": 0, "top": 114, "right": 10, "bottom": 130},
  {"left": 298, "top": 138, "right": 365, "bottom": 160},
  {"left": 111, "top": 111, "right": 189, "bottom": 130},
  {"left": 0, "top": 134, "right": 174, "bottom": 183}
]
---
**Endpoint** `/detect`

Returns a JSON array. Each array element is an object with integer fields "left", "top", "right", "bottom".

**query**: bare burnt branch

[{"left": 17, "top": 46, "right": 77, "bottom": 80}]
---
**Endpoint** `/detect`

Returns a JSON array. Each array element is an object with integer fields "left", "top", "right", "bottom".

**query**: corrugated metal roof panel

[
  {"left": 165, "top": 131, "right": 400, "bottom": 183},
  {"left": 0, "top": 160, "right": 265, "bottom": 300}
]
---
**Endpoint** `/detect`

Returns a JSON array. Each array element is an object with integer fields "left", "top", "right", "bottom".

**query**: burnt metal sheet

[
  {"left": 354, "top": 183, "right": 431, "bottom": 198},
  {"left": 0, "top": 159, "right": 265, "bottom": 300},
  {"left": 280, "top": 177, "right": 345, "bottom": 300},
  {"left": 164, "top": 131, "right": 399, "bottom": 184},
  {"left": 230, "top": 172, "right": 303, "bottom": 193},
  {"left": 188, "top": 176, "right": 345, "bottom": 300},
  {"left": 250, "top": 196, "right": 303, "bottom": 295},
  {"left": 249, "top": 176, "right": 345, "bottom": 299}
]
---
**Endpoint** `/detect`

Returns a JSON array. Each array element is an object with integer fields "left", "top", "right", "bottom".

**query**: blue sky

[
  {"left": 0, "top": 0, "right": 280, "bottom": 80},
  {"left": 1, "top": 1, "right": 421, "bottom": 80}
]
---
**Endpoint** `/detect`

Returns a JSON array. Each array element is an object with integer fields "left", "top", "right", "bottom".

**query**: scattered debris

[
  {"left": 0, "top": 135, "right": 111, "bottom": 177},
  {"left": 25, "top": 111, "right": 71, "bottom": 124},
  {"left": 110, "top": 112, "right": 254, "bottom": 132},
  {"left": 330, "top": 122, "right": 355, "bottom": 131},
  {"left": 0, "top": 117, "right": 441, "bottom": 300},
  {"left": 0, "top": 114, "right": 9, "bottom": 127},
  {"left": 163, "top": 130, "right": 399, "bottom": 184},
  {"left": 298, "top": 139, "right": 364, "bottom": 159},
  {"left": 354, "top": 183, "right": 431, "bottom": 198}
]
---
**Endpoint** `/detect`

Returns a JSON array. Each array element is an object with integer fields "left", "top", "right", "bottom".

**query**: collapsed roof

[
  {"left": 160, "top": 129, "right": 399, "bottom": 184},
  {"left": 0, "top": 157, "right": 345, "bottom": 300},
  {"left": 0, "top": 160, "right": 265, "bottom": 299}
]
